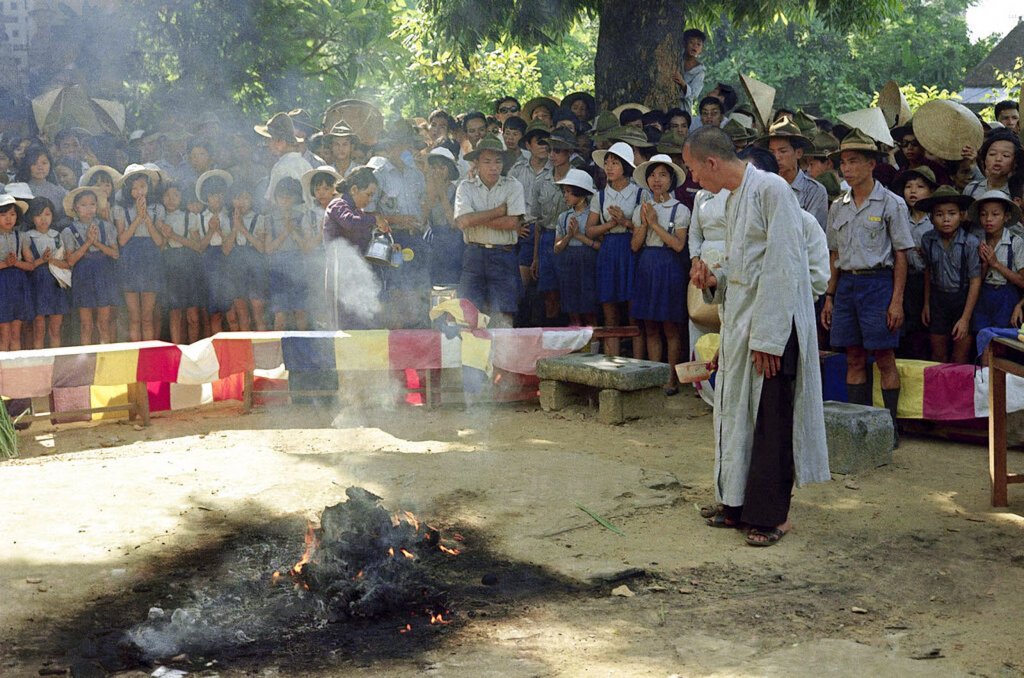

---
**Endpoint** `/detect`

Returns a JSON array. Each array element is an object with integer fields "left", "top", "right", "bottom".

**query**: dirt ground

[{"left": 1, "top": 390, "right": 1023, "bottom": 677}]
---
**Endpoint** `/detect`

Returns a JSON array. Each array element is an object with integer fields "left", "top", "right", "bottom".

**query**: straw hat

[
  {"left": 63, "top": 186, "right": 108, "bottom": 218},
  {"left": 300, "top": 165, "right": 343, "bottom": 199},
  {"left": 878, "top": 81, "right": 913, "bottom": 129},
  {"left": 426, "top": 147, "right": 459, "bottom": 181},
  {"left": 0, "top": 193, "right": 28, "bottom": 215},
  {"left": 607, "top": 125, "right": 654, "bottom": 148},
  {"left": 3, "top": 182, "right": 34, "bottom": 200},
  {"left": 827, "top": 128, "right": 882, "bottom": 162},
  {"left": 838, "top": 108, "right": 895, "bottom": 148},
  {"left": 522, "top": 96, "right": 560, "bottom": 121},
  {"left": 555, "top": 168, "right": 597, "bottom": 195},
  {"left": 806, "top": 131, "right": 840, "bottom": 159},
  {"left": 633, "top": 153, "right": 686, "bottom": 189},
  {"left": 464, "top": 135, "right": 506, "bottom": 162},
  {"left": 912, "top": 100, "right": 984, "bottom": 161},
  {"left": 253, "top": 112, "right": 298, "bottom": 144},
  {"left": 612, "top": 102, "right": 651, "bottom": 117},
  {"left": 891, "top": 166, "right": 938, "bottom": 195},
  {"left": 195, "top": 169, "right": 234, "bottom": 204},
  {"left": 118, "top": 163, "right": 161, "bottom": 190},
  {"left": 916, "top": 185, "right": 975, "bottom": 213},
  {"left": 739, "top": 73, "right": 775, "bottom": 131},
  {"left": 79, "top": 165, "right": 123, "bottom": 189},
  {"left": 323, "top": 122, "right": 359, "bottom": 141},
  {"left": 593, "top": 141, "right": 636, "bottom": 169},
  {"left": 656, "top": 130, "right": 687, "bottom": 155},
  {"left": 968, "top": 189, "right": 1023, "bottom": 225},
  {"left": 755, "top": 116, "right": 812, "bottom": 150},
  {"left": 723, "top": 118, "right": 757, "bottom": 145},
  {"left": 287, "top": 108, "right": 317, "bottom": 142}
]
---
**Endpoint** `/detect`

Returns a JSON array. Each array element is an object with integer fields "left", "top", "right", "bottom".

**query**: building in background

[{"left": 960, "top": 19, "right": 1024, "bottom": 109}]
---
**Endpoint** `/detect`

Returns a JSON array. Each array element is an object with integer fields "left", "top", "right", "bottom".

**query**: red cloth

[
  {"left": 213, "top": 339, "right": 254, "bottom": 379},
  {"left": 388, "top": 330, "right": 442, "bottom": 369},
  {"left": 147, "top": 381, "right": 172, "bottom": 412},
  {"left": 212, "top": 372, "right": 245, "bottom": 402},
  {"left": 137, "top": 345, "right": 182, "bottom": 383},
  {"left": 922, "top": 363, "right": 976, "bottom": 421}
]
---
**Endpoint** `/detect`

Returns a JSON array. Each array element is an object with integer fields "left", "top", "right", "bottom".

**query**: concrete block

[
  {"left": 539, "top": 380, "right": 588, "bottom": 411},
  {"left": 536, "top": 353, "right": 671, "bottom": 391},
  {"left": 822, "top": 400, "right": 894, "bottom": 474},
  {"left": 599, "top": 387, "right": 665, "bottom": 424}
]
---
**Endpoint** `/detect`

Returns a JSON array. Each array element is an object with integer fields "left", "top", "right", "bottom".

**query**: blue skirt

[
  {"left": 234, "top": 246, "right": 268, "bottom": 301},
  {"left": 204, "top": 248, "right": 237, "bottom": 314},
  {"left": 537, "top": 229, "right": 559, "bottom": 293},
  {"left": 972, "top": 282, "right": 1020, "bottom": 333},
  {"left": 630, "top": 246, "right": 686, "bottom": 323},
  {"left": 556, "top": 245, "right": 599, "bottom": 315},
  {"left": 163, "top": 247, "right": 204, "bottom": 309},
  {"left": 269, "top": 250, "right": 306, "bottom": 313},
  {"left": 0, "top": 267, "right": 32, "bottom": 323},
  {"left": 596, "top": 232, "right": 636, "bottom": 304},
  {"left": 71, "top": 252, "right": 121, "bottom": 309},
  {"left": 29, "top": 265, "right": 68, "bottom": 317},
  {"left": 119, "top": 237, "right": 165, "bottom": 294}
]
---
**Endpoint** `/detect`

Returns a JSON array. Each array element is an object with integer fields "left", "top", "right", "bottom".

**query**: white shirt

[
  {"left": 265, "top": 151, "right": 313, "bottom": 202},
  {"left": 589, "top": 181, "right": 648, "bottom": 234},
  {"left": 454, "top": 175, "right": 526, "bottom": 246}
]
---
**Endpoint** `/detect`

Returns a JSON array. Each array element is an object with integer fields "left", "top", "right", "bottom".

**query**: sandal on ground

[
  {"left": 699, "top": 503, "right": 725, "bottom": 519},
  {"left": 706, "top": 513, "right": 744, "bottom": 529},
  {"left": 745, "top": 527, "right": 788, "bottom": 547}
]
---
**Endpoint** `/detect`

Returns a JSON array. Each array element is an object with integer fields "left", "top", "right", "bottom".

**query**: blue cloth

[
  {"left": 596, "top": 232, "right": 635, "bottom": 304},
  {"left": 556, "top": 244, "right": 599, "bottom": 315},
  {"left": 537, "top": 229, "right": 559, "bottom": 293},
  {"left": 162, "top": 248, "right": 204, "bottom": 309},
  {"left": 269, "top": 250, "right": 307, "bottom": 313},
  {"left": 427, "top": 226, "right": 465, "bottom": 286},
  {"left": 0, "top": 267, "right": 32, "bottom": 322},
  {"left": 119, "top": 237, "right": 166, "bottom": 294},
  {"left": 458, "top": 245, "right": 520, "bottom": 314},
  {"left": 517, "top": 223, "right": 536, "bottom": 267},
  {"left": 973, "top": 282, "right": 1020, "bottom": 334},
  {"left": 71, "top": 252, "right": 121, "bottom": 309},
  {"left": 976, "top": 327, "right": 1018, "bottom": 357},
  {"left": 281, "top": 336, "right": 336, "bottom": 371},
  {"left": 28, "top": 265, "right": 68, "bottom": 317},
  {"left": 830, "top": 270, "right": 900, "bottom": 350},
  {"left": 630, "top": 247, "right": 686, "bottom": 323},
  {"left": 204, "top": 248, "right": 237, "bottom": 314},
  {"left": 388, "top": 230, "right": 430, "bottom": 291}
]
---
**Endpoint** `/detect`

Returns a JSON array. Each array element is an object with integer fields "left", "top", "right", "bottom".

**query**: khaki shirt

[
  {"left": 454, "top": 175, "right": 526, "bottom": 246},
  {"left": 826, "top": 180, "right": 914, "bottom": 270},
  {"left": 791, "top": 170, "right": 828, "bottom": 230},
  {"left": 531, "top": 171, "right": 568, "bottom": 230},
  {"left": 508, "top": 158, "right": 550, "bottom": 224}
]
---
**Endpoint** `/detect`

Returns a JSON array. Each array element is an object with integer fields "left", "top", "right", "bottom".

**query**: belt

[
  {"left": 468, "top": 243, "right": 514, "bottom": 252},
  {"left": 843, "top": 267, "right": 893, "bottom": 275}
]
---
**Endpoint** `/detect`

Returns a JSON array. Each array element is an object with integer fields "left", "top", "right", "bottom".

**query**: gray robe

[{"left": 705, "top": 164, "right": 830, "bottom": 506}]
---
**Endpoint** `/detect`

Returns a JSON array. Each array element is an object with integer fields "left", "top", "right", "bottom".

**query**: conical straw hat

[
  {"left": 878, "top": 81, "right": 913, "bottom": 128},
  {"left": 838, "top": 107, "right": 894, "bottom": 148},
  {"left": 912, "top": 99, "right": 984, "bottom": 161},
  {"left": 739, "top": 73, "right": 775, "bottom": 132}
]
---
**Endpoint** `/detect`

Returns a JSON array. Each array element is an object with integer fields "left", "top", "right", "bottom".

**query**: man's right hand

[{"left": 690, "top": 259, "right": 717, "bottom": 290}]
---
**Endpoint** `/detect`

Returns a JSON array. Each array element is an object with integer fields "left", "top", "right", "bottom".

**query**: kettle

[{"left": 364, "top": 228, "right": 394, "bottom": 266}]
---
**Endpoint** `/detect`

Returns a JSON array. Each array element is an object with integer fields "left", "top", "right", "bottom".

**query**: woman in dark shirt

[{"left": 323, "top": 167, "right": 392, "bottom": 329}]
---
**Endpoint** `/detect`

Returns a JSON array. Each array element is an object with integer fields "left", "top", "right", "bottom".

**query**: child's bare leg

[
  {"left": 96, "top": 307, "right": 114, "bottom": 343},
  {"left": 186, "top": 307, "right": 200, "bottom": 343},
  {"left": 140, "top": 292, "right": 158, "bottom": 340},
  {"left": 169, "top": 308, "right": 184, "bottom": 345},
  {"left": 251, "top": 300, "right": 267, "bottom": 331},
  {"left": 33, "top": 316, "right": 46, "bottom": 350},
  {"left": 47, "top": 315, "right": 62, "bottom": 348},
  {"left": 79, "top": 308, "right": 95, "bottom": 345}
]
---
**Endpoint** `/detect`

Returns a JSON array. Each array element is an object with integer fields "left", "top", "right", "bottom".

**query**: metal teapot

[{"left": 364, "top": 228, "right": 394, "bottom": 266}]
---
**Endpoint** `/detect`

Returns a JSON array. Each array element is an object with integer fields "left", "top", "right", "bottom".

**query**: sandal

[
  {"left": 706, "top": 514, "right": 744, "bottom": 529},
  {"left": 745, "top": 527, "right": 788, "bottom": 547},
  {"left": 699, "top": 503, "right": 725, "bottom": 519}
]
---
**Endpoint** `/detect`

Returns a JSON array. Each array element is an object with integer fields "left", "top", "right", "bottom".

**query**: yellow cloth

[
  {"left": 334, "top": 330, "right": 391, "bottom": 370},
  {"left": 90, "top": 384, "right": 130, "bottom": 421},
  {"left": 695, "top": 333, "right": 721, "bottom": 363},
  {"left": 460, "top": 330, "right": 492, "bottom": 373},
  {"left": 93, "top": 349, "right": 140, "bottom": 386},
  {"left": 872, "top": 359, "right": 928, "bottom": 418}
]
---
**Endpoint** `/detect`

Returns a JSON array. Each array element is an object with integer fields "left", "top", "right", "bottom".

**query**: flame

[
  {"left": 403, "top": 511, "right": 420, "bottom": 531},
  {"left": 290, "top": 522, "right": 319, "bottom": 577},
  {"left": 400, "top": 548, "right": 416, "bottom": 560},
  {"left": 430, "top": 613, "right": 451, "bottom": 625},
  {"left": 271, "top": 571, "right": 281, "bottom": 585},
  {"left": 439, "top": 544, "right": 460, "bottom": 556},
  {"left": 388, "top": 547, "right": 395, "bottom": 557},
  {"left": 453, "top": 533, "right": 465, "bottom": 542},
  {"left": 399, "top": 623, "right": 412, "bottom": 634},
  {"left": 354, "top": 569, "right": 364, "bottom": 580}
]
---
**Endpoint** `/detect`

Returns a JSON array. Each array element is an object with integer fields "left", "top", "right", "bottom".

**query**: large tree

[{"left": 421, "top": 0, "right": 903, "bottom": 111}]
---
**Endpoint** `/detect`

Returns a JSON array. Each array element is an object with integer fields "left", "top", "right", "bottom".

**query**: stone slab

[
  {"left": 536, "top": 353, "right": 671, "bottom": 391},
  {"left": 539, "top": 380, "right": 587, "bottom": 411},
  {"left": 599, "top": 387, "right": 665, "bottom": 424},
  {"left": 823, "top": 400, "right": 893, "bottom": 474}
]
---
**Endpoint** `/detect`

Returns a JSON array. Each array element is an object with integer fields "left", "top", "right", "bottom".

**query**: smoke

[{"left": 325, "top": 238, "right": 383, "bottom": 326}]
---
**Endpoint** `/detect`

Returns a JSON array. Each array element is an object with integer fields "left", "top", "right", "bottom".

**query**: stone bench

[
  {"left": 822, "top": 400, "right": 894, "bottom": 474},
  {"left": 536, "top": 353, "right": 670, "bottom": 424}
]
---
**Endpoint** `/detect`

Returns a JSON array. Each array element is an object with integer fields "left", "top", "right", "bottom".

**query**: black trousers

[{"left": 725, "top": 325, "right": 799, "bottom": 529}]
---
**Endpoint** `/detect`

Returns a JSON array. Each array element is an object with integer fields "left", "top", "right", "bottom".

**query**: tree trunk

[{"left": 594, "top": 0, "right": 688, "bottom": 112}]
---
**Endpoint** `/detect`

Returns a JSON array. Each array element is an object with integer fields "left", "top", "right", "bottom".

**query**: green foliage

[
  {"left": 974, "top": 57, "right": 1024, "bottom": 120},
  {"left": 868, "top": 84, "right": 961, "bottom": 110}
]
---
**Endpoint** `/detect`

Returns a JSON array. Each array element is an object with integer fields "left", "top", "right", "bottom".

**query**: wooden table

[{"left": 986, "top": 337, "right": 1024, "bottom": 506}]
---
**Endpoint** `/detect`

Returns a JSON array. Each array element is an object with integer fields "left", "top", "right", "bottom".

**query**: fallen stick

[{"left": 575, "top": 503, "right": 625, "bottom": 536}]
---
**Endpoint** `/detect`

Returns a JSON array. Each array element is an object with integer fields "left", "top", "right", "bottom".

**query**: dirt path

[{"left": 1, "top": 394, "right": 1022, "bottom": 676}]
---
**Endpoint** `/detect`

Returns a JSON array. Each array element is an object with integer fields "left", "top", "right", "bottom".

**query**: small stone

[
  {"left": 645, "top": 585, "right": 667, "bottom": 592},
  {"left": 677, "top": 588, "right": 694, "bottom": 595},
  {"left": 25, "top": 577, "right": 42, "bottom": 584},
  {"left": 844, "top": 479, "right": 860, "bottom": 490},
  {"left": 851, "top": 606, "right": 868, "bottom": 614},
  {"left": 611, "top": 585, "right": 635, "bottom": 598},
  {"left": 481, "top": 573, "right": 498, "bottom": 586},
  {"left": 133, "top": 424, "right": 144, "bottom": 431},
  {"left": 37, "top": 586, "right": 48, "bottom": 592}
]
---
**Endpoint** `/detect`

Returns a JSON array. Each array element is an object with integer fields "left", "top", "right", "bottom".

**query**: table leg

[
  {"left": 989, "top": 361, "right": 1008, "bottom": 507},
  {"left": 243, "top": 370, "right": 254, "bottom": 414},
  {"left": 136, "top": 382, "right": 151, "bottom": 427}
]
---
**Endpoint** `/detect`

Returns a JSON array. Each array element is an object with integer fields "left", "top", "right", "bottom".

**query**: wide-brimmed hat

[
  {"left": 62, "top": 186, "right": 108, "bottom": 218},
  {"left": 590, "top": 111, "right": 620, "bottom": 140},
  {"left": 3, "top": 182, "right": 33, "bottom": 201},
  {"left": 828, "top": 128, "right": 882, "bottom": 161},
  {"left": 806, "top": 131, "right": 840, "bottom": 159},
  {"left": 656, "top": 130, "right": 687, "bottom": 155},
  {"left": 301, "top": 165, "right": 343, "bottom": 199},
  {"left": 555, "top": 168, "right": 597, "bottom": 195},
  {"left": 426, "top": 147, "right": 460, "bottom": 181},
  {"left": 379, "top": 120, "right": 426, "bottom": 149},
  {"left": 118, "top": 163, "right": 161, "bottom": 190},
  {"left": 593, "top": 141, "right": 636, "bottom": 169},
  {"left": 607, "top": 126, "right": 654, "bottom": 148},
  {"left": 729, "top": 104, "right": 755, "bottom": 130},
  {"left": 838, "top": 108, "right": 895, "bottom": 148},
  {"left": 916, "top": 185, "right": 974, "bottom": 213},
  {"left": 755, "top": 116, "right": 812, "bottom": 151},
  {"left": 522, "top": 96, "right": 560, "bottom": 121},
  {"left": 464, "top": 135, "right": 506, "bottom": 162},
  {"left": 254, "top": 112, "right": 298, "bottom": 144},
  {"left": 633, "top": 154, "right": 686, "bottom": 190},
  {"left": 324, "top": 122, "right": 359, "bottom": 141},
  {"left": 912, "top": 100, "right": 985, "bottom": 161},
  {"left": 519, "top": 120, "right": 552, "bottom": 149},
  {"left": 723, "top": 118, "right": 757, "bottom": 145},
  {"left": 0, "top": 193, "right": 28, "bottom": 215},
  {"left": 612, "top": 102, "right": 651, "bottom": 118},
  {"left": 80, "top": 165, "right": 123, "bottom": 188},
  {"left": 288, "top": 108, "right": 317, "bottom": 142},
  {"left": 195, "top": 169, "right": 234, "bottom": 204},
  {"left": 878, "top": 81, "right": 913, "bottom": 129},
  {"left": 892, "top": 166, "right": 938, "bottom": 195},
  {"left": 792, "top": 110, "right": 818, "bottom": 137},
  {"left": 968, "top": 189, "right": 1023, "bottom": 225},
  {"left": 546, "top": 128, "right": 577, "bottom": 151},
  {"left": 561, "top": 92, "right": 596, "bottom": 119},
  {"left": 739, "top": 73, "right": 775, "bottom": 131}
]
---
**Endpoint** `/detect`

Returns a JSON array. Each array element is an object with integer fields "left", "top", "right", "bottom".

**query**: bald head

[
  {"left": 683, "top": 126, "right": 747, "bottom": 193},
  {"left": 684, "top": 126, "right": 738, "bottom": 163}
]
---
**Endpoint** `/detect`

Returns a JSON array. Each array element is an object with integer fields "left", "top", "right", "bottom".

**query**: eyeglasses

[
  {"left": 498, "top": 106, "right": 519, "bottom": 114},
  {"left": 899, "top": 140, "right": 921, "bottom": 149}
]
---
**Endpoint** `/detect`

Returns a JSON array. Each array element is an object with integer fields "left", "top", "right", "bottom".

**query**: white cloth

[
  {"left": 264, "top": 151, "right": 313, "bottom": 202},
  {"left": 703, "top": 164, "right": 830, "bottom": 506},
  {"left": 688, "top": 188, "right": 728, "bottom": 261}
]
